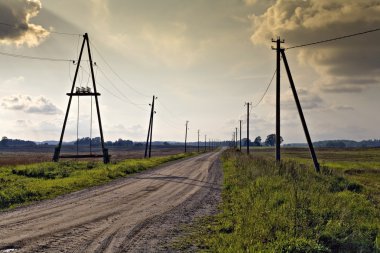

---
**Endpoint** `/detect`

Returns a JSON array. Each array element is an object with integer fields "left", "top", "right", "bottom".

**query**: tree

[
  {"left": 253, "top": 136, "right": 262, "bottom": 147},
  {"left": 264, "top": 134, "right": 283, "bottom": 146},
  {"left": 326, "top": 141, "right": 346, "bottom": 148},
  {"left": 0, "top": 136, "right": 9, "bottom": 147},
  {"left": 241, "top": 138, "right": 251, "bottom": 146}
]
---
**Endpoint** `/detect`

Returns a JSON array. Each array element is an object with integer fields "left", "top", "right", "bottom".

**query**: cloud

[
  {"left": 108, "top": 22, "right": 211, "bottom": 69},
  {"left": 250, "top": 0, "right": 380, "bottom": 92},
  {"left": 264, "top": 88, "right": 325, "bottom": 110},
  {"left": 0, "top": 0, "right": 49, "bottom": 47},
  {"left": 1, "top": 95, "right": 61, "bottom": 114},
  {"left": 1, "top": 76, "right": 25, "bottom": 86},
  {"left": 244, "top": 0, "right": 258, "bottom": 6},
  {"left": 333, "top": 105, "right": 354, "bottom": 111}
]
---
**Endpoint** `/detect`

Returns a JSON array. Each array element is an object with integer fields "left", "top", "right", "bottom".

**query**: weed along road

[{"left": 0, "top": 151, "right": 222, "bottom": 253}]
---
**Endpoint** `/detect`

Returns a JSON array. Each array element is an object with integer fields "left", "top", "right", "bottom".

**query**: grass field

[
  {"left": 0, "top": 152, "right": 196, "bottom": 210},
  {"left": 251, "top": 147, "right": 380, "bottom": 205},
  {"left": 0, "top": 145, "right": 196, "bottom": 166},
  {"left": 177, "top": 148, "right": 380, "bottom": 252}
]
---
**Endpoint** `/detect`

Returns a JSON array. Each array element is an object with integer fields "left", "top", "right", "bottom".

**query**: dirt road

[{"left": 0, "top": 151, "right": 222, "bottom": 253}]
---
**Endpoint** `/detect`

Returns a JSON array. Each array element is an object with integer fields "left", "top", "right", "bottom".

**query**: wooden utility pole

[
  {"left": 239, "top": 120, "right": 242, "bottom": 150},
  {"left": 204, "top": 135, "right": 207, "bottom": 151},
  {"left": 235, "top": 127, "right": 238, "bottom": 149},
  {"left": 272, "top": 37, "right": 284, "bottom": 162},
  {"left": 281, "top": 50, "right": 320, "bottom": 172},
  {"left": 245, "top": 102, "right": 251, "bottom": 154},
  {"left": 145, "top": 95, "right": 157, "bottom": 158},
  {"left": 197, "top": 129, "right": 200, "bottom": 152},
  {"left": 185, "top": 121, "right": 189, "bottom": 153}
]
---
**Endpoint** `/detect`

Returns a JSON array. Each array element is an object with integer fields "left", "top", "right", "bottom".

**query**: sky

[{"left": 0, "top": 0, "right": 379, "bottom": 143}]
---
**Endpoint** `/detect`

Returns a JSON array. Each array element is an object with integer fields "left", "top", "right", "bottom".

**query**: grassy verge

[
  {"left": 179, "top": 150, "right": 380, "bottom": 252},
  {"left": 0, "top": 152, "right": 196, "bottom": 210}
]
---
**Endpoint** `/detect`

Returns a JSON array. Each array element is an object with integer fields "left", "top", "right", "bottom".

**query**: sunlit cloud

[
  {"left": 250, "top": 0, "right": 380, "bottom": 92},
  {"left": 0, "top": 0, "right": 49, "bottom": 47}
]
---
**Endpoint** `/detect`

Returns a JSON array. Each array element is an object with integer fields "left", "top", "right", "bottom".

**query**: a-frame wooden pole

[
  {"left": 53, "top": 35, "right": 86, "bottom": 162},
  {"left": 86, "top": 33, "right": 109, "bottom": 163}
]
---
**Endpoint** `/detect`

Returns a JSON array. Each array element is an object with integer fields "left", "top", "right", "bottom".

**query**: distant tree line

[
  {"left": 0, "top": 136, "right": 36, "bottom": 147},
  {"left": 240, "top": 134, "right": 284, "bottom": 147},
  {"left": 73, "top": 137, "right": 136, "bottom": 147},
  {"left": 313, "top": 139, "right": 380, "bottom": 148}
]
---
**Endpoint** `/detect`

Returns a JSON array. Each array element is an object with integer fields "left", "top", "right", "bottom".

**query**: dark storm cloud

[
  {"left": 0, "top": 0, "right": 49, "bottom": 47},
  {"left": 250, "top": 0, "right": 380, "bottom": 92}
]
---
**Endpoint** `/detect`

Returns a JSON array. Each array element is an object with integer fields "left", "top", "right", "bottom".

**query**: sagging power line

[
  {"left": 0, "top": 21, "right": 82, "bottom": 36},
  {"left": 286, "top": 27, "right": 380, "bottom": 50}
]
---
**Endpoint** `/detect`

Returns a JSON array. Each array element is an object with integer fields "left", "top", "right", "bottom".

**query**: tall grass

[
  {"left": 181, "top": 150, "right": 380, "bottom": 252},
  {"left": 0, "top": 153, "right": 194, "bottom": 210}
]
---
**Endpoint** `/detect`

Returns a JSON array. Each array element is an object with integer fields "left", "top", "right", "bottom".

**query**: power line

[
  {"left": 157, "top": 99, "right": 184, "bottom": 121},
  {"left": 286, "top": 27, "right": 380, "bottom": 50},
  {"left": 96, "top": 65, "right": 147, "bottom": 109},
  {"left": 0, "top": 50, "right": 74, "bottom": 62},
  {"left": 80, "top": 65, "right": 147, "bottom": 112},
  {"left": 252, "top": 68, "right": 276, "bottom": 108},
  {"left": 89, "top": 41, "right": 150, "bottom": 98},
  {"left": 0, "top": 22, "right": 82, "bottom": 36}
]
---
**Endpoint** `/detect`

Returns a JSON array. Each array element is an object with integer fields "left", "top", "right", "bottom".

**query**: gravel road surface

[{"left": 0, "top": 151, "right": 222, "bottom": 252}]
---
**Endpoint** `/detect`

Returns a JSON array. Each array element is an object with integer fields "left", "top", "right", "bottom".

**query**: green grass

[
  {"left": 251, "top": 147, "right": 380, "bottom": 206},
  {"left": 178, "top": 150, "right": 380, "bottom": 252},
  {"left": 0, "top": 152, "right": 195, "bottom": 210}
]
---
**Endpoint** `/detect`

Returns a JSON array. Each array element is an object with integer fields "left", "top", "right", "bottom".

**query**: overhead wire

[
  {"left": 96, "top": 65, "right": 147, "bottom": 110},
  {"left": 89, "top": 41, "right": 150, "bottom": 98},
  {"left": 78, "top": 65, "right": 147, "bottom": 111},
  {"left": 0, "top": 22, "right": 82, "bottom": 36},
  {"left": 156, "top": 99, "right": 185, "bottom": 122},
  {"left": 0, "top": 22, "right": 82, "bottom": 62},
  {"left": 0, "top": 51, "right": 74, "bottom": 62},
  {"left": 286, "top": 27, "right": 380, "bottom": 50}
]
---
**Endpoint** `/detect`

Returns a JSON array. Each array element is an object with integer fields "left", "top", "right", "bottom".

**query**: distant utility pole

[
  {"left": 197, "top": 129, "right": 200, "bottom": 152},
  {"left": 145, "top": 95, "right": 157, "bottom": 158},
  {"left": 272, "top": 37, "right": 284, "bottom": 162},
  {"left": 245, "top": 102, "right": 252, "bottom": 154},
  {"left": 185, "top": 121, "right": 189, "bottom": 153},
  {"left": 239, "top": 120, "right": 242, "bottom": 150},
  {"left": 204, "top": 134, "right": 207, "bottom": 151},
  {"left": 235, "top": 127, "right": 238, "bottom": 149}
]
